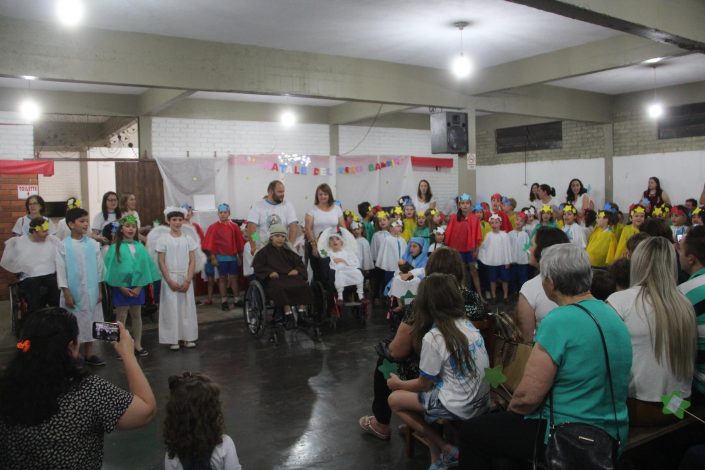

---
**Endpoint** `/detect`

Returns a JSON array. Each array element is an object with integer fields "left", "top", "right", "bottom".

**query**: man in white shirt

[{"left": 246, "top": 180, "right": 298, "bottom": 255}]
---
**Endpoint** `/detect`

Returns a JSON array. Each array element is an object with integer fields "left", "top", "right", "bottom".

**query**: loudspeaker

[{"left": 431, "top": 112, "right": 468, "bottom": 154}]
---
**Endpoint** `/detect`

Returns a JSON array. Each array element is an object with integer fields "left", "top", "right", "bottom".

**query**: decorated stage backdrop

[{"left": 156, "top": 154, "right": 415, "bottom": 221}]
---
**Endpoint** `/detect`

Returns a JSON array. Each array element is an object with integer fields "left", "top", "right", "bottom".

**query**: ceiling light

[
  {"left": 647, "top": 102, "right": 663, "bottom": 119},
  {"left": 450, "top": 21, "right": 473, "bottom": 80},
  {"left": 643, "top": 57, "right": 663, "bottom": 64},
  {"left": 56, "top": 0, "right": 85, "bottom": 27},
  {"left": 19, "top": 98, "right": 41, "bottom": 122},
  {"left": 20, "top": 75, "right": 37, "bottom": 81},
  {"left": 280, "top": 110, "right": 297, "bottom": 127}
]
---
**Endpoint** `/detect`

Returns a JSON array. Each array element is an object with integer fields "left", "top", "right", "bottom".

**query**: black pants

[
  {"left": 19, "top": 273, "right": 60, "bottom": 314},
  {"left": 306, "top": 242, "right": 335, "bottom": 293},
  {"left": 459, "top": 411, "right": 546, "bottom": 469},
  {"left": 372, "top": 356, "right": 393, "bottom": 425}
]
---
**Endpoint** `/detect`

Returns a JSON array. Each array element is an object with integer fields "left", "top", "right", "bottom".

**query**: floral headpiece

[
  {"left": 671, "top": 206, "right": 686, "bottom": 216},
  {"left": 217, "top": 203, "right": 230, "bottom": 212},
  {"left": 488, "top": 212, "right": 502, "bottom": 222},
  {"left": 164, "top": 206, "right": 188, "bottom": 217},
  {"left": 501, "top": 196, "right": 510, "bottom": 206},
  {"left": 16, "top": 339, "right": 30, "bottom": 353},
  {"left": 66, "top": 198, "right": 81, "bottom": 209},
  {"left": 630, "top": 205, "right": 646, "bottom": 216},
  {"left": 392, "top": 206, "right": 403, "bottom": 216},
  {"left": 527, "top": 206, "right": 537, "bottom": 215},
  {"left": 119, "top": 214, "right": 138, "bottom": 226},
  {"left": 517, "top": 211, "right": 527, "bottom": 220},
  {"left": 344, "top": 209, "right": 355, "bottom": 218},
  {"left": 31, "top": 221, "right": 50, "bottom": 232},
  {"left": 350, "top": 221, "right": 362, "bottom": 230},
  {"left": 597, "top": 210, "right": 608, "bottom": 219},
  {"left": 390, "top": 219, "right": 403, "bottom": 228},
  {"left": 398, "top": 196, "right": 413, "bottom": 208},
  {"left": 376, "top": 210, "right": 388, "bottom": 219},
  {"left": 563, "top": 204, "right": 577, "bottom": 214},
  {"left": 458, "top": 193, "right": 472, "bottom": 202},
  {"left": 426, "top": 208, "right": 439, "bottom": 217},
  {"left": 433, "top": 225, "right": 447, "bottom": 235},
  {"left": 491, "top": 193, "right": 502, "bottom": 201},
  {"left": 473, "top": 204, "right": 484, "bottom": 212},
  {"left": 540, "top": 205, "right": 553, "bottom": 214},
  {"left": 693, "top": 207, "right": 703, "bottom": 216}
]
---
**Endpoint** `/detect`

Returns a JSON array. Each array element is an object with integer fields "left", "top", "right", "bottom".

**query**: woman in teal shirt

[{"left": 459, "top": 243, "right": 632, "bottom": 469}]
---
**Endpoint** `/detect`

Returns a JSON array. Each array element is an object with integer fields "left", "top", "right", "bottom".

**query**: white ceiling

[
  {"left": 0, "top": 0, "right": 619, "bottom": 70},
  {"left": 0, "top": 77, "right": 147, "bottom": 94},
  {"left": 190, "top": 91, "right": 344, "bottom": 107},
  {"left": 549, "top": 53, "right": 705, "bottom": 95}
]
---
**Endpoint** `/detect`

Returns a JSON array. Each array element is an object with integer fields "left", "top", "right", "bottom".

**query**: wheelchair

[
  {"left": 8, "top": 279, "right": 55, "bottom": 339},
  {"left": 326, "top": 284, "right": 369, "bottom": 330},
  {"left": 244, "top": 278, "right": 327, "bottom": 343}
]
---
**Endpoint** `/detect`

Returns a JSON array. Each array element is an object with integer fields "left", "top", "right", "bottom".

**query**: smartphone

[{"left": 92, "top": 321, "right": 120, "bottom": 342}]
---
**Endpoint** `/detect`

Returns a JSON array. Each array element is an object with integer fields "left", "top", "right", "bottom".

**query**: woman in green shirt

[{"left": 459, "top": 243, "right": 632, "bottom": 469}]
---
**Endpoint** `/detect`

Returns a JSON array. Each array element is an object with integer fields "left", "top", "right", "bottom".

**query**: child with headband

[{"left": 445, "top": 193, "right": 483, "bottom": 296}]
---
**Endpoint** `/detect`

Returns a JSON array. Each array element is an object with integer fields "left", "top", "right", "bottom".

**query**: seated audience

[
  {"left": 609, "top": 258, "right": 631, "bottom": 291},
  {"left": 164, "top": 372, "right": 241, "bottom": 470},
  {"left": 625, "top": 232, "right": 650, "bottom": 258},
  {"left": 388, "top": 273, "right": 489, "bottom": 469},
  {"left": 590, "top": 268, "right": 616, "bottom": 301},
  {"left": 460, "top": 244, "right": 632, "bottom": 469},
  {"left": 608, "top": 237, "right": 696, "bottom": 425},
  {"left": 516, "top": 227, "right": 570, "bottom": 342},
  {"left": 0, "top": 308, "right": 156, "bottom": 469}
]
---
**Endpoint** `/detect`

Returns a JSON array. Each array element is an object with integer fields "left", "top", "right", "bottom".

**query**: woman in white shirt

[
  {"left": 516, "top": 227, "right": 570, "bottom": 342},
  {"left": 607, "top": 236, "right": 696, "bottom": 426},
  {"left": 91, "top": 191, "right": 122, "bottom": 245},
  {"left": 304, "top": 183, "right": 345, "bottom": 289},
  {"left": 412, "top": 179, "right": 436, "bottom": 214},
  {"left": 12, "top": 194, "right": 54, "bottom": 236},
  {"left": 119, "top": 192, "right": 141, "bottom": 228},
  {"left": 565, "top": 178, "right": 593, "bottom": 220}
]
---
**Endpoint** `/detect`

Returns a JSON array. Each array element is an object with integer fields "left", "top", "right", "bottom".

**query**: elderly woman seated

[
  {"left": 252, "top": 223, "right": 312, "bottom": 317},
  {"left": 458, "top": 243, "right": 633, "bottom": 469}
]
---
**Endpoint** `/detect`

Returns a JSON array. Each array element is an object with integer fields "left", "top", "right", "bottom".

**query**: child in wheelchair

[
  {"left": 1, "top": 217, "right": 60, "bottom": 314},
  {"left": 252, "top": 223, "right": 311, "bottom": 327},
  {"left": 318, "top": 226, "right": 366, "bottom": 309}
]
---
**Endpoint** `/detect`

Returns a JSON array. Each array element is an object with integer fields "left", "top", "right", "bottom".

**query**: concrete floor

[{"left": 1, "top": 302, "right": 431, "bottom": 469}]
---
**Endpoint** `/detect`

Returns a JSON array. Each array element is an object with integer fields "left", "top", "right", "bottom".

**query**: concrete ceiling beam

[
  {"left": 328, "top": 102, "right": 416, "bottom": 125},
  {"left": 506, "top": 0, "right": 705, "bottom": 52},
  {"left": 138, "top": 88, "right": 194, "bottom": 115},
  {"left": 0, "top": 87, "right": 139, "bottom": 116}
]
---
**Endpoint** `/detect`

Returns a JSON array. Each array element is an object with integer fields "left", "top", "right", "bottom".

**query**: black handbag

[{"left": 543, "top": 303, "right": 620, "bottom": 470}]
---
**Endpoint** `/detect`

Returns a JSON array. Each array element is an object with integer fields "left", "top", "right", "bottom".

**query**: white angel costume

[
  {"left": 56, "top": 236, "right": 104, "bottom": 343},
  {"left": 478, "top": 231, "right": 512, "bottom": 267},
  {"left": 355, "top": 237, "right": 374, "bottom": 271},
  {"left": 563, "top": 222, "right": 587, "bottom": 250},
  {"left": 1, "top": 234, "right": 59, "bottom": 280},
  {"left": 318, "top": 227, "right": 364, "bottom": 299},
  {"left": 148, "top": 213, "right": 201, "bottom": 345}
]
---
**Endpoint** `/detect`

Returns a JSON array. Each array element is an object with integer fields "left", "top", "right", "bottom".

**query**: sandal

[{"left": 359, "top": 415, "right": 391, "bottom": 440}]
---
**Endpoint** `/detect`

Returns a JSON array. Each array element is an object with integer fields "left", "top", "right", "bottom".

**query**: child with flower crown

[
  {"left": 670, "top": 205, "right": 690, "bottom": 240},
  {"left": 586, "top": 209, "right": 617, "bottom": 267},
  {"left": 561, "top": 204, "right": 587, "bottom": 249},
  {"left": 376, "top": 219, "right": 408, "bottom": 288},
  {"left": 508, "top": 212, "right": 530, "bottom": 294},
  {"left": 609, "top": 204, "right": 647, "bottom": 263},
  {"left": 485, "top": 193, "right": 512, "bottom": 232},
  {"left": 445, "top": 193, "right": 483, "bottom": 295},
  {"left": 478, "top": 213, "right": 512, "bottom": 304},
  {"left": 428, "top": 225, "right": 446, "bottom": 254},
  {"left": 413, "top": 210, "right": 431, "bottom": 244},
  {"left": 399, "top": 197, "right": 417, "bottom": 242},
  {"left": 351, "top": 220, "right": 374, "bottom": 272},
  {"left": 370, "top": 209, "right": 391, "bottom": 302},
  {"left": 103, "top": 214, "right": 161, "bottom": 356}
]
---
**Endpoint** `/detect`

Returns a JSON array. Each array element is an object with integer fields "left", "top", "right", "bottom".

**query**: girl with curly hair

[{"left": 164, "top": 373, "right": 241, "bottom": 470}]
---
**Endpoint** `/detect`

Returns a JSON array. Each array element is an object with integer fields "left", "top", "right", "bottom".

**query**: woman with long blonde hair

[{"left": 607, "top": 236, "right": 697, "bottom": 425}]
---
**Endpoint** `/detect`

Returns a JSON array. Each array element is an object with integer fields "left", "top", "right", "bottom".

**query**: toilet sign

[{"left": 17, "top": 185, "right": 38, "bottom": 199}]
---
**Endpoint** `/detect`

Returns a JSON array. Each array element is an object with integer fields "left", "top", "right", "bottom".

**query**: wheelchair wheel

[
  {"left": 244, "top": 280, "right": 267, "bottom": 338},
  {"left": 9, "top": 284, "right": 22, "bottom": 339}
]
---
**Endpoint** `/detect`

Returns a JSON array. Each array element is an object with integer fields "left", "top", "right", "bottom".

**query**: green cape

[{"left": 103, "top": 241, "right": 162, "bottom": 287}]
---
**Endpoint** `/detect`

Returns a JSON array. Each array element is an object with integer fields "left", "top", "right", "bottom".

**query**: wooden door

[{"left": 115, "top": 161, "right": 164, "bottom": 227}]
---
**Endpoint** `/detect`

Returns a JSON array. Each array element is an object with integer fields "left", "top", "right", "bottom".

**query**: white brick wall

[
  {"left": 0, "top": 112, "right": 34, "bottom": 160},
  {"left": 152, "top": 118, "right": 330, "bottom": 157}
]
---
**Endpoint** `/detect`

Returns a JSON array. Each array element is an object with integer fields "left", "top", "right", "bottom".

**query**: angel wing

[
  {"left": 317, "top": 226, "right": 358, "bottom": 257},
  {"left": 181, "top": 225, "right": 207, "bottom": 274}
]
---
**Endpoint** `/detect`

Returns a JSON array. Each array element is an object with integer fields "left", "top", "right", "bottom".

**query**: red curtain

[{"left": 0, "top": 160, "right": 54, "bottom": 176}]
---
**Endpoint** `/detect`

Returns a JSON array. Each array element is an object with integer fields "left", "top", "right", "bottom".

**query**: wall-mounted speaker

[{"left": 431, "top": 111, "right": 468, "bottom": 154}]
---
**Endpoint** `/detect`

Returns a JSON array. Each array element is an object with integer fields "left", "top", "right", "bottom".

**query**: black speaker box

[{"left": 431, "top": 111, "right": 468, "bottom": 154}]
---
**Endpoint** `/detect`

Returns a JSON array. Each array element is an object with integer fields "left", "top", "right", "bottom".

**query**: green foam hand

[
  {"left": 378, "top": 359, "right": 399, "bottom": 380},
  {"left": 483, "top": 365, "right": 507, "bottom": 389}
]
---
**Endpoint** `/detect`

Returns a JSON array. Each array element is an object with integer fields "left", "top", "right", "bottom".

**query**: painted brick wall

[
  {"left": 0, "top": 112, "right": 34, "bottom": 160},
  {"left": 0, "top": 174, "right": 38, "bottom": 300},
  {"left": 152, "top": 117, "right": 330, "bottom": 157},
  {"left": 476, "top": 120, "right": 605, "bottom": 165},
  {"left": 613, "top": 110, "right": 705, "bottom": 156}
]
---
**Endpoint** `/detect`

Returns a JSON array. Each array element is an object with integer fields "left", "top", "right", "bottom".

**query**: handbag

[{"left": 543, "top": 303, "right": 620, "bottom": 470}]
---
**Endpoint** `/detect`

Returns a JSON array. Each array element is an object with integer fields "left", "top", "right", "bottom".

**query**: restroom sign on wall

[{"left": 17, "top": 184, "right": 39, "bottom": 199}]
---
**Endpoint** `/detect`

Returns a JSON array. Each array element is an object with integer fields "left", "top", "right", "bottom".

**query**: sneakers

[
  {"left": 85, "top": 355, "right": 106, "bottom": 366},
  {"left": 169, "top": 344, "right": 180, "bottom": 351},
  {"left": 135, "top": 348, "right": 149, "bottom": 357},
  {"left": 183, "top": 341, "right": 197, "bottom": 348},
  {"left": 429, "top": 446, "right": 459, "bottom": 470},
  {"left": 221, "top": 301, "right": 230, "bottom": 311}
]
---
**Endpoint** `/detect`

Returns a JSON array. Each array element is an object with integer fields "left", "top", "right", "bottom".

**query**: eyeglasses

[
  {"left": 28, "top": 202, "right": 40, "bottom": 206},
  {"left": 106, "top": 198, "right": 118, "bottom": 202}
]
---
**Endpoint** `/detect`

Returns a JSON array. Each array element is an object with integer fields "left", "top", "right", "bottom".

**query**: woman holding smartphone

[{"left": 0, "top": 308, "right": 156, "bottom": 469}]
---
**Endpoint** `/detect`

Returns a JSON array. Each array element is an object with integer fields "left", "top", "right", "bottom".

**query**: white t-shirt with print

[{"left": 246, "top": 198, "right": 298, "bottom": 242}]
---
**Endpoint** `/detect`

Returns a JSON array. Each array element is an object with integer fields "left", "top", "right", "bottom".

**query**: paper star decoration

[
  {"left": 378, "top": 359, "right": 399, "bottom": 380},
  {"left": 661, "top": 391, "right": 691, "bottom": 419},
  {"left": 483, "top": 365, "right": 507, "bottom": 389},
  {"left": 523, "top": 240, "right": 531, "bottom": 253}
]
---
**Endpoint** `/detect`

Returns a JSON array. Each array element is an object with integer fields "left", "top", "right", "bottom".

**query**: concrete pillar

[
  {"left": 138, "top": 116, "right": 153, "bottom": 160},
  {"left": 457, "top": 108, "right": 477, "bottom": 200},
  {"left": 329, "top": 124, "right": 340, "bottom": 194},
  {"left": 603, "top": 123, "right": 614, "bottom": 203}
]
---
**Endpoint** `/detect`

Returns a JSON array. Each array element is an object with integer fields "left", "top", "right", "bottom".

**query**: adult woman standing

[
  {"left": 304, "top": 184, "right": 345, "bottom": 291},
  {"left": 528, "top": 182, "right": 540, "bottom": 205},
  {"left": 459, "top": 244, "right": 632, "bottom": 469},
  {"left": 92, "top": 191, "right": 122, "bottom": 245},
  {"left": 412, "top": 179, "right": 436, "bottom": 214},
  {"left": 643, "top": 176, "right": 671, "bottom": 212},
  {"left": 0, "top": 308, "right": 156, "bottom": 469},
  {"left": 565, "top": 178, "right": 593, "bottom": 217},
  {"left": 12, "top": 194, "right": 54, "bottom": 236},
  {"left": 607, "top": 237, "right": 696, "bottom": 425},
  {"left": 119, "top": 193, "right": 141, "bottom": 227},
  {"left": 516, "top": 227, "right": 569, "bottom": 342},
  {"left": 537, "top": 184, "right": 557, "bottom": 211}
]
